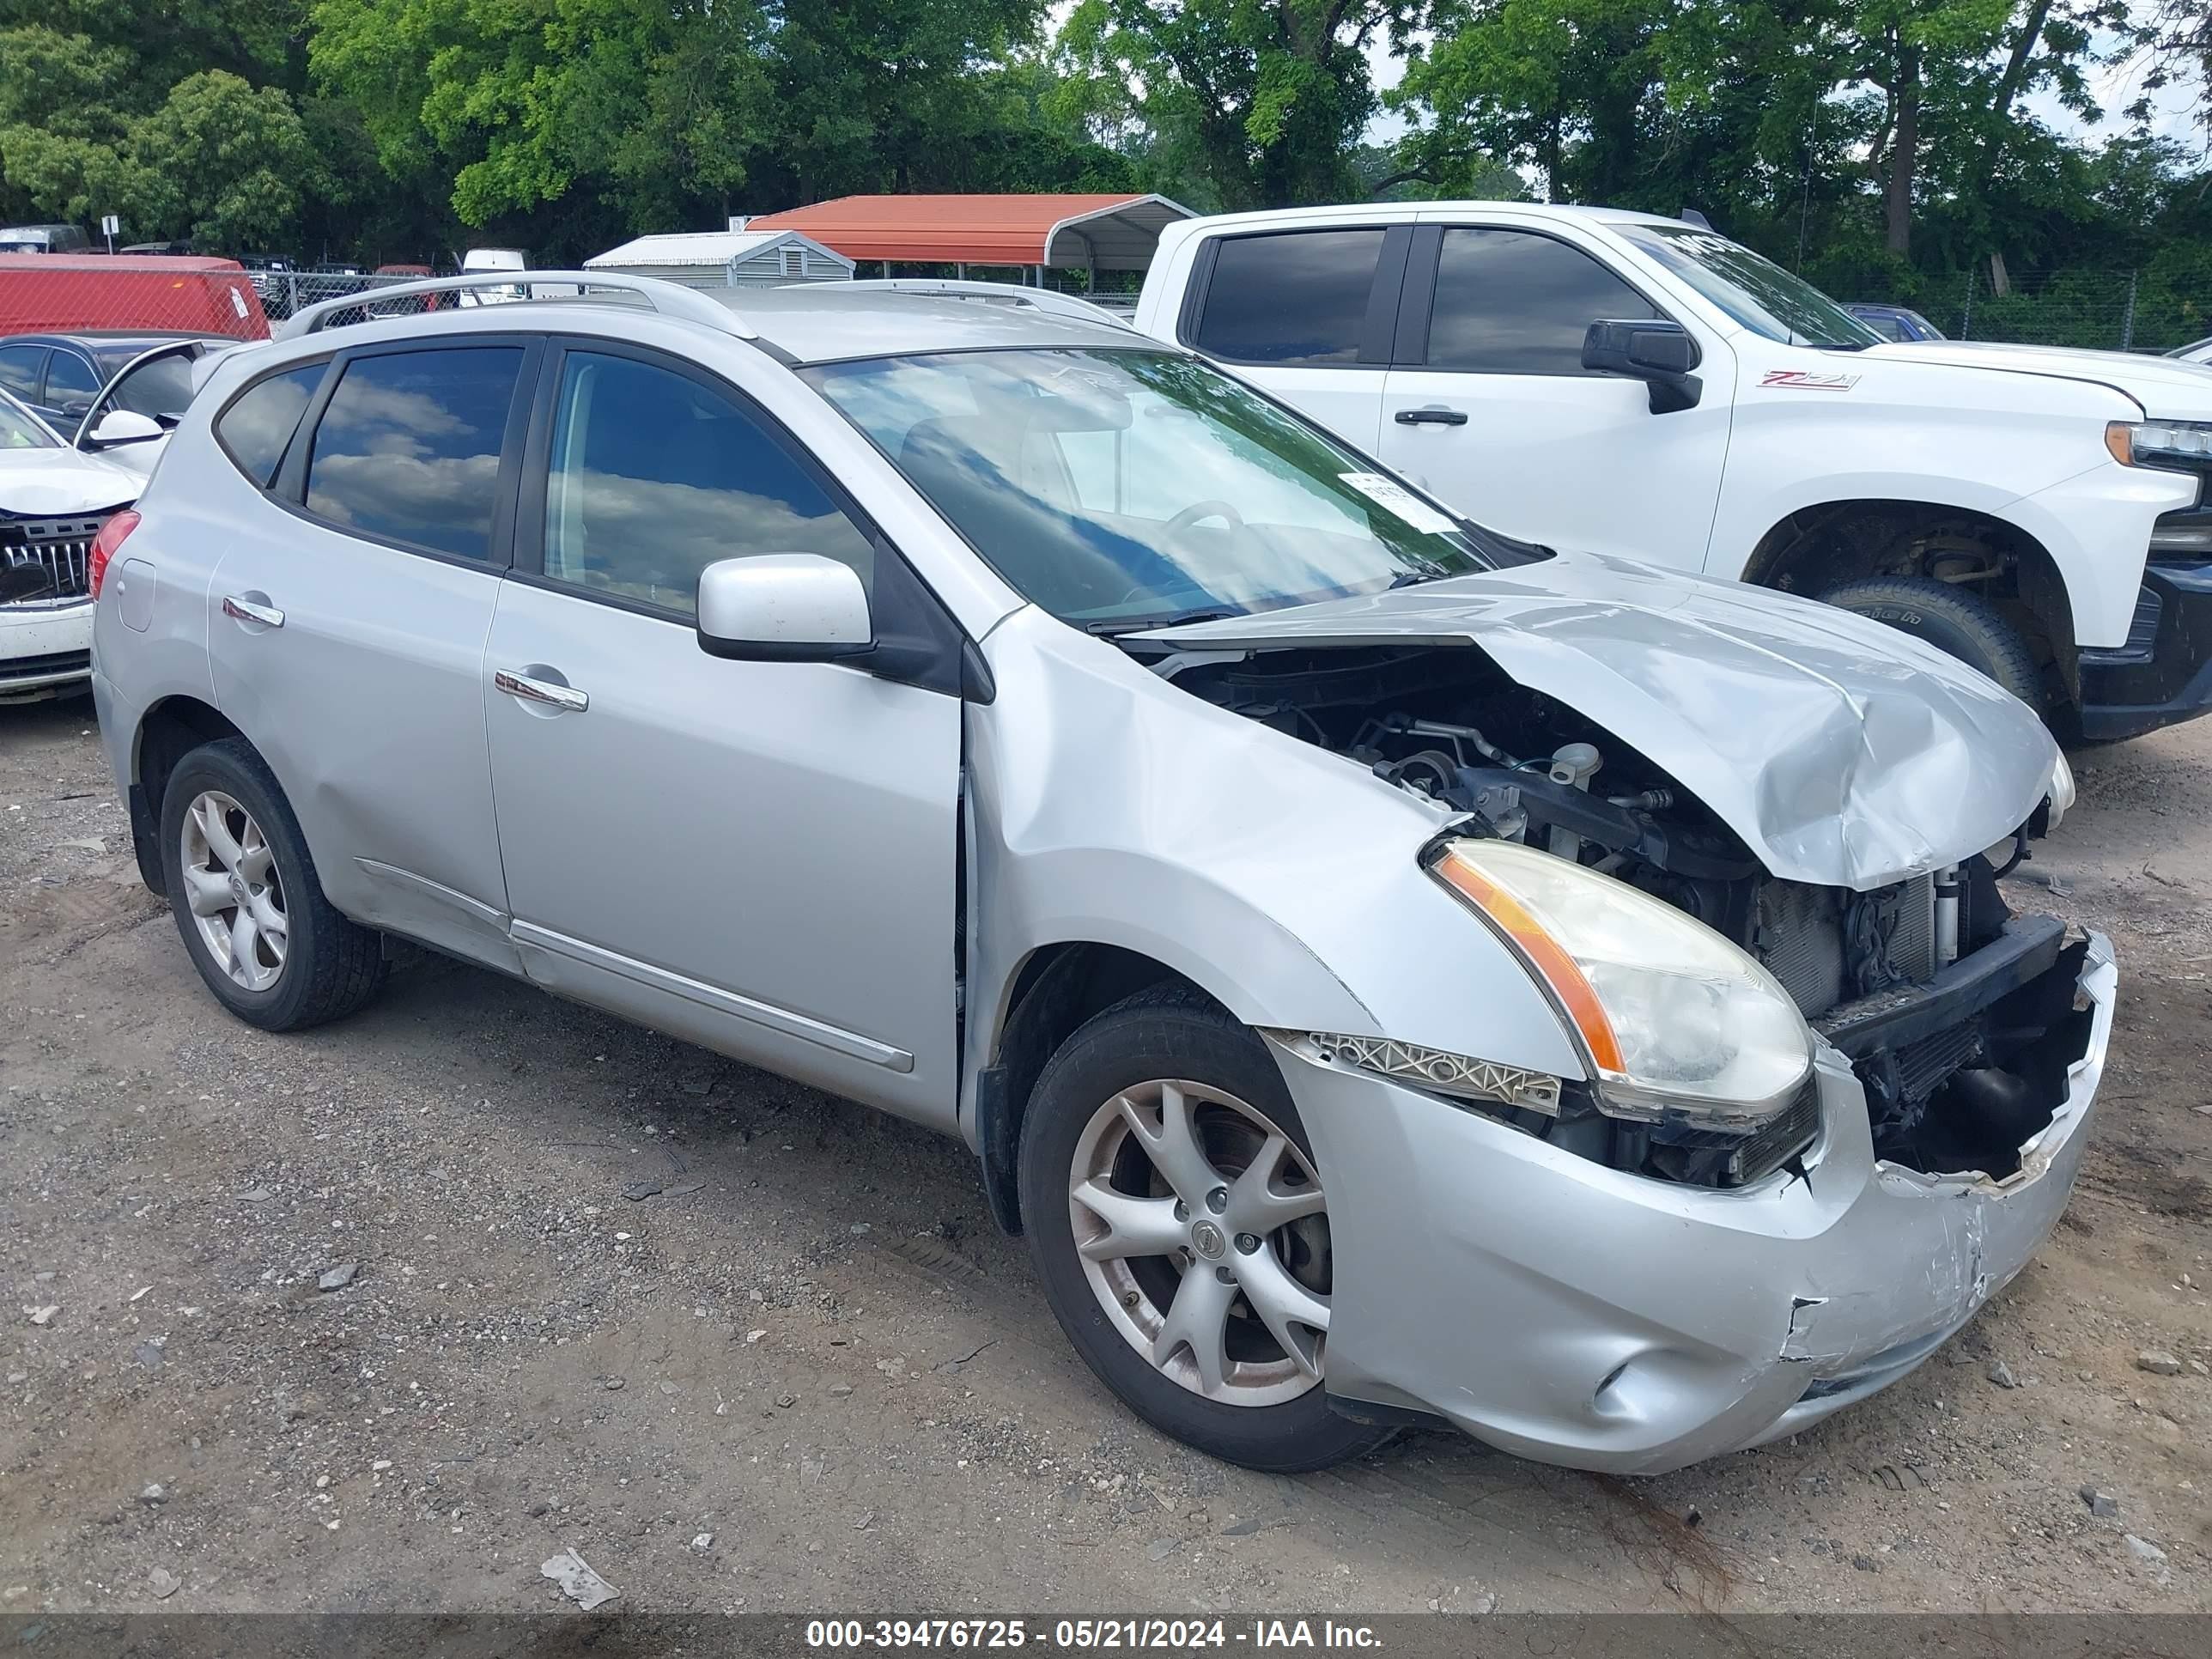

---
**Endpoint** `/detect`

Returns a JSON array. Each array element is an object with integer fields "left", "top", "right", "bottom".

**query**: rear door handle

[
  {"left": 1395, "top": 407, "right": 1468, "bottom": 427},
  {"left": 495, "top": 668, "right": 589, "bottom": 713},
  {"left": 222, "top": 594, "right": 284, "bottom": 628}
]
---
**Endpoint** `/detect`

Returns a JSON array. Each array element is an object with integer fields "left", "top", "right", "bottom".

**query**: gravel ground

[{"left": 1, "top": 696, "right": 2206, "bottom": 1617}]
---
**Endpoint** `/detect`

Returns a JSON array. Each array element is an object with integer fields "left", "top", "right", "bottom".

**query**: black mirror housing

[{"left": 1583, "top": 319, "right": 1703, "bottom": 413}]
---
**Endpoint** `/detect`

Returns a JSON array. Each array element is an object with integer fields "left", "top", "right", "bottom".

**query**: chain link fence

[
  {"left": 1860, "top": 268, "right": 2212, "bottom": 354},
  {"left": 0, "top": 261, "right": 470, "bottom": 343}
]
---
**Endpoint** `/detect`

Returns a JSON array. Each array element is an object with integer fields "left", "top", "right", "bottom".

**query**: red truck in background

[{"left": 0, "top": 255, "right": 270, "bottom": 340}]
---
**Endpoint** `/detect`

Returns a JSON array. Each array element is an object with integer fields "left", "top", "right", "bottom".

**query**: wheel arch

[
  {"left": 970, "top": 940, "right": 1224, "bottom": 1237},
  {"left": 1741, "top": 498, "right": 2080, "bottom": 703},
  {"left": 128, "top": 696, "right": 246, "bottom": 894}
]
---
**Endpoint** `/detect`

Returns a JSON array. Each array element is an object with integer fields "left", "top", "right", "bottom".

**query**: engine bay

[{"left": 1151, "top": 641, "right": 2093, "bottom": 1188}]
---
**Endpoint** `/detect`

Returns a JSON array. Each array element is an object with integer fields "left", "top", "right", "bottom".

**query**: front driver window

[{"left": 543, "top": 351, "right": 874, "bottom": 617}]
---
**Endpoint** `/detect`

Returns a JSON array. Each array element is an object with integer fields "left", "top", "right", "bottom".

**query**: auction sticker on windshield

[{"left": 1339, "top": 472, "right": 1457, "bottom": 535}]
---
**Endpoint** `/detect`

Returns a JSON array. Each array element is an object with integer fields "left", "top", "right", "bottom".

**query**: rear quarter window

[{"left": 216, "top": 364, "right": 327, "bottom": 488}]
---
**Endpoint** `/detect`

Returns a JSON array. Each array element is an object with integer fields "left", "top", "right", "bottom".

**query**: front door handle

[
  {"left": 495, "top": 668, "right": 589, "bottom": 713},
  {"left": 1395, "top": 407, "right": 1468, "bottom": 427},
  {"left": 222, "top": 594, "right": 284, "bottom": 628}
]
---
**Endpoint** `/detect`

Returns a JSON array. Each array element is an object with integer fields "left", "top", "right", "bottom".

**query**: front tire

[
  {"left": 1018, "top": 988, "right": 1389, "bottom": 1471},
  {"left": 158, "top": 738, "right": 386, "bottom": 1031},
  {"left": 1819, "top": 574, "right": 2045, "bottom": 711}
]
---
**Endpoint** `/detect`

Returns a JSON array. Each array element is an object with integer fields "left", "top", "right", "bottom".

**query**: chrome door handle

[
  {"left": 1394, "top": 407, "right": 1468, "bottom": 427},
  {"left": 495, "top": 668, "right": 589, "bottom": 713},
  {"left": 222, "top": 594, "right": 284, "bottom": 628}
]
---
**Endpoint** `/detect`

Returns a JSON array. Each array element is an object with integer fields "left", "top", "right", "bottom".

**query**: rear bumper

[
  {"left": 0, "top": 601, "right": 93, "bottom": 699},
  {"left": 1281, "top": 931, "right": 2115, "bottom": 1474},
  {"left": 2077, "top": 561, "right": 2212, "bottom": 740}
]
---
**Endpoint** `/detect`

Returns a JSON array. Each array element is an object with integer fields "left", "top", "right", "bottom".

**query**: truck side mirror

[{"left": 1583, "top": 319, "right": 1703, "bottom": 414}]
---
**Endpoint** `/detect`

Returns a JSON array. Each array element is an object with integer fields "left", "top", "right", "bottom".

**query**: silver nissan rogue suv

[{"left": 88, "top": 273, "right": 2110, "bottom": 1475}]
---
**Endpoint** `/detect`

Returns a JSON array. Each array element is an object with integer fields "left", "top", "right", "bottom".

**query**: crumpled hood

[
  {"left": 0, "top": 448, "right": 138, "bottom": 517},
  {"left": 1135, "top": 550, "right": 2058, "bottom": 890},
  {"left": 1867, "top": 338, "right": 2212, "bottom": 416}
]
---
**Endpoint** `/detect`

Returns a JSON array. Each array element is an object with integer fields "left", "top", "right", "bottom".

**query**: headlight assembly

[
  {"left": 1428, "top": 839, "right": 1814, "bottom": 1128},
  {"left": 2106, "top": 419, "right": 2212, "bottom": 472}
]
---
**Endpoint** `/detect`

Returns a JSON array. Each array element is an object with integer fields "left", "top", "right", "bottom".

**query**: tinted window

[
  {"left": 1425, "top": 228, "right": 1661, "bottom": 374},
  {"left": 217, "top": 364, "right": 326, "bottom": 487},
  {"left": 306, "top": 348, "right": 522, "bottom": 559},
  {"left": 112, "top": 353, "right": 199, "bottom": 419},
  {"left": 0, "top": 346, "right": 44, "bottom": 400},
  {"left": 44, "top": 349, "right": 100, "bottom": 406},
  {"left": 544, "top": 351, "right": 872, "bottom": 616},
  {"left": 1194, "top": 230, "right": 1387, "bottom": 365}
]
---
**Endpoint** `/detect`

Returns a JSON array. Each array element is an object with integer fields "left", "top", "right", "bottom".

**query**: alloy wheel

[
  {"left": 1068, "top": 1079, "right": 1331, "bottom": 1407},
  {"left": 179, "top": 790, "right": 289, "bottom": 993}
]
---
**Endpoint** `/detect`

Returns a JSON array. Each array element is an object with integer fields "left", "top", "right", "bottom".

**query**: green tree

[
  {"left": 1393, "top": 0, "right": 2120, "bottom": 261},
  {"left": 1053, "top": 1, "right": 1425, "bottom": 210},
  {"left": 101, "top": 70, "right": 315, "bottom": 247},
  {"left": 309, "top": 0, "right": 773, "bottom": 234}
]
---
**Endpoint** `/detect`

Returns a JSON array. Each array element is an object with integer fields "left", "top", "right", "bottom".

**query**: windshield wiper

[{"left": 1085, "top": 610, "right": 1239, "bottom": 637}]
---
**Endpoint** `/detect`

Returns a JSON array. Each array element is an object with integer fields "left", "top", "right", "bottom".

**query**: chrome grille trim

[{"left": 0, "top": 514, "right": 110, "bottom": 609}]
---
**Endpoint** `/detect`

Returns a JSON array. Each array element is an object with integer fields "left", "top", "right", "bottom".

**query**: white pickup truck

[{"left": 1133, "top": 203, "right": 2212, "bottom": 740}]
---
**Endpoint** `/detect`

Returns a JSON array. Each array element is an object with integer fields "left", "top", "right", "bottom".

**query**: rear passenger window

[
  {"left": 1194, "top": 230, "right": 1388, "bottom": 366},
  {"left": 44, "top": 350, "right": 100, "bottom": 407},
  {"left": 306, "top": 347, "right": 522, "bottom": 560},
  {"left": 216, "top": 365, "right": 325, "bottom": 488},
  {"left": 540, "top": 351, "right": 873, "bottom": 616},
  {"left": 1425, "top": 228, "right": 1660, "bottom": 374}
]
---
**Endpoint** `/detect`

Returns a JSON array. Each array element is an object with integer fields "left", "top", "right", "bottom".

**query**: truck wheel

[
  {"left": 158, "top": 738, "right": 386, "bottom": 1030},
  {"left": 1819, "top": 574, "right": 2045, "bottom": 710},
  {"left": 1018, "top": 986, "right": 1391, "bottom": 1472}
]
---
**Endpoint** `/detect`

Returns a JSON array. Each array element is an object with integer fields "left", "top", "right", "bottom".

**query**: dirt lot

[{"left": 1, "top": 697, "right": 2206, "bottom": 1619}]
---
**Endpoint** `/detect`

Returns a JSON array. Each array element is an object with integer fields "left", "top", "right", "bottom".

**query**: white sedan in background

[{"left": 1, "top": 387, "right": 142, "bottom": 702}]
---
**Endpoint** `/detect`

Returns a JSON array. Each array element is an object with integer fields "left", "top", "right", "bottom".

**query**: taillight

[{"left": 88, "top": 508, "right": 139, "bottom": 601}]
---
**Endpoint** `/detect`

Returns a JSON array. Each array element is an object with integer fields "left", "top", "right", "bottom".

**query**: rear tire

[
  {"left": 1819, "top": 574, "right": 2044, "bottom": 710},
  {"left": 158, "top": 738, "right": 386, "bottom": 1031},
  {"left": 1018, "top": 986, "right": 1391, "bottom": 1472}
]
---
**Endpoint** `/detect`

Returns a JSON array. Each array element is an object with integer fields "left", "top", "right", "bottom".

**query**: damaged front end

[{"left": 1143, "top": 634, "right": 2094, "bottom": 1193}]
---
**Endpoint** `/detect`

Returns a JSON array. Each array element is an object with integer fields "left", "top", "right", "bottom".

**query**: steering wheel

[{"left": 1162, "top": 500, "right": 1245, "bottom": 550}]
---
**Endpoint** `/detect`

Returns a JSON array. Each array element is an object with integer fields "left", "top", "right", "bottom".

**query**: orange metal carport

[{"left": 745, "top": 194, "right": 1194, "bottom": 286}]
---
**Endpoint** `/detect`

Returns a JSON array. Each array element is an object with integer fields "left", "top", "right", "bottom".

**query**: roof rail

[
  {"left": 824, "top": 278, "right": 1131, "bottom": 330},
  {"left": 273, "top": 270, "right": 757, "bottom": 342}
]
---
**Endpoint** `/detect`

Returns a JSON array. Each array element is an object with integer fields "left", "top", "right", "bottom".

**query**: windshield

[
  {"left": 807, "top": 348, "right": 1518, "bottom": 629},
  {"left": 0, "top": 393, "right": 58, "bottom": 450},
  {"left": 1620, "top": 224, "right": 1884, "bottom": 349}
]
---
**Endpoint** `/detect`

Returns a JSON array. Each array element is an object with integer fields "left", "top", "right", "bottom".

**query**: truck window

[
  {"left": 1423, "top": 228, "right": 1660, "bottom": 375},
  {"left": 1194, "top": 229, "right": 1388, "bottom": 366}
]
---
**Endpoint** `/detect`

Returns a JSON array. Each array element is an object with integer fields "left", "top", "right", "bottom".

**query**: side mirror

[
  {"left": 1582, "top": 319, "right": 1703, "bottom": 413},
  {"left": 696, "top": 554, "right": 874, "bottom": 662},
  {"left": 86, "top": 410, "right": 164, "bottom": 448}
]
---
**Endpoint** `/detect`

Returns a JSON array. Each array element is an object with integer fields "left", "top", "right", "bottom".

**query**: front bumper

[
  {"left": 1277, "top": 932, "right": 2116, "bottom": 1475},
  {"left": 0, "top": 600, "right": 93, "bottom": 701},
  {"left": 2077, "top": 559, "right": 2212, "bottom": 740}
]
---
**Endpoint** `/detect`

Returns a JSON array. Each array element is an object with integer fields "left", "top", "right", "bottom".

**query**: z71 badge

[{"left": 1760, "top": 368, "right": 1862, "bottom": 391}]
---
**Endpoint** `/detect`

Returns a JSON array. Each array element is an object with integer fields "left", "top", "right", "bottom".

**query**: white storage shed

[{"left": 583, "top": 229, "right": 854, "bottom": 289}]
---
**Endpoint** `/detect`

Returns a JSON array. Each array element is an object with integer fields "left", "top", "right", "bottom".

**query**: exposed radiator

[{"left": 1753, "top": 874, "right": 1938, "bottom": 1021}]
